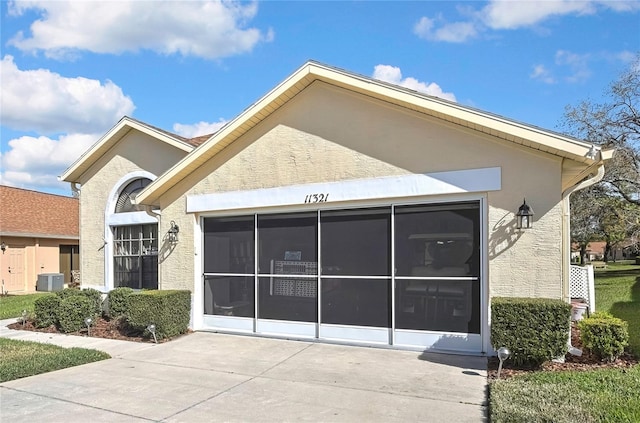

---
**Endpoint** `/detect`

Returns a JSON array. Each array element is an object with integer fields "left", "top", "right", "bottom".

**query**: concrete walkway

[{"left": 0, "top": 318, "right": 488, "bottom": 422}]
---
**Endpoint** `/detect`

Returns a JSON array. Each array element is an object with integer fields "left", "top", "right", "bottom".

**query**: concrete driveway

[{"left": 1, "top": 332, "right": 487, "bottom": 422}]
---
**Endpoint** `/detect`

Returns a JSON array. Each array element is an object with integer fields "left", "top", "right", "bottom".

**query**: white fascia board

[
  {"left": 61, "top": 117, "right": 193, "bottom": 183},
  {"left": 187, "top": 167, "right": 501, "bottom": 213}
]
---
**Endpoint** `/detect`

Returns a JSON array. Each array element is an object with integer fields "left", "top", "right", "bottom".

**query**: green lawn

[
  {"left": 0, "top": 293, "right": 49, "bottom": 320},
  {"left": 0, "top": 338, "right": 110, "bottom": 382},
  {"left": 490, "top": 263, "right": 640, "bottom": 422},
  {"left": 594, "top": 263, "right": 640, "bottom": 356}
]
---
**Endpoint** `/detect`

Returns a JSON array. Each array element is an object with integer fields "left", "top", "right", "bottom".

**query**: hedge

[
  {"left": 57, "top": 295, "right": 95, "bottom": 333},
  {"left": 127, "top": 290, "right": 191, "bottom": 340},
  {"left": 34, "top": 294, "right": 61, "bottom": 328},
  {"left": 491, "top": 297, "right": 571, "bottom": 366},
  {"left": 578, "top": 312, "right": 629, "bottom": 362},
  {"left": 107, "top": 287, "right": 134, "bottom": 318},
  {"left": 55, "top": 287, "right": 103, "bottom": 317}
]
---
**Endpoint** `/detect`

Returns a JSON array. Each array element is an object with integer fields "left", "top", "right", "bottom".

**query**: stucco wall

[
  {"left": 0, "top": 236, "right": 77, "bottom": 293},
  {"left": 157, "top": 81, "right": 564, "bottom": 299},
  {"left": 77, "top": 131, "right": 189, "bottom": 290}
]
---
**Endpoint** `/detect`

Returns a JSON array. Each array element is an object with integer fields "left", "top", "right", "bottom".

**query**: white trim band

[{"left": 187, "top": 167, "right": 501, "bottom": 213}]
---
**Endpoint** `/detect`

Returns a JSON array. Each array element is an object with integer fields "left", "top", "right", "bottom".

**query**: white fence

[{"left": 569, "top": 264, "right": 596, "bottom": 313}]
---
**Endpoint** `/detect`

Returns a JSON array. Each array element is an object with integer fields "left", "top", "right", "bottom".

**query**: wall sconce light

[
  {"left": 516, "top": 199, "right": 534, "bottom": 230},
  {"left": 167, "top": 220, "right": 180, "bottom": 243},
  {"left": 1, "top": 242, "right": 6, "bottom": 254}
]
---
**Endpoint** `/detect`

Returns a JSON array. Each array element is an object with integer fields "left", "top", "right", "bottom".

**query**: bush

[
  {"left": 56, "top": 287, "right": 83, "bottom": 300},
  {"left": 127, "top": 290, "right": 191, "bottom": 340},
  {"left": 81, "top": 288, "right": 104, "bottom": 317},
  {"left": 578, "top": 312, "right": 629, "bottom": 362},
  {"left": 34, "top": 295, "right": 60, "bottom": 328},
  {"left": 107, "top": 287, "right": 134, "bottom": 318},
  {"left": 491, "top": 297, "right": 571, "bottom": 366},
  {"left": 57, "top": 295, "right": 95, "bottom": 333}
]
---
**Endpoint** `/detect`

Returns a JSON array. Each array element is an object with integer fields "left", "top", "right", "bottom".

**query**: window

[
  {"left": 115, "top": 178, "right": 151, "bottom": 213},
  {"left": 113, "top": 224, "right": 158, "bottom": 289}
]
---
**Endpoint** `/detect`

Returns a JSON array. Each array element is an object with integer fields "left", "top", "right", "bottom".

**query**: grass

[
  {"left": 490, "top": 365, "right": 640, "bottom": 423},
  {"left": 490, "top": 262, "right": 640, "bottom": 423},
  {"left": 593, "top": 262, "right": 640, "bottom": 356},
  {"left": 0, "top": 293, "right": 49, "bottom": 319},
  {"left": 0, "top": 338, "right": 110, "bottom": 382}
]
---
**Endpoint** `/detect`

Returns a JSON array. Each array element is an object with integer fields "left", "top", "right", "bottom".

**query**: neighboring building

[
  {"left": 572, "top": 240, "right": 640, "bottom": 262},
  {"left": 0, "top": 185, "right": 79, "bottom": 293},
  {"left": 61, "top": 61, "right": 614, "bottom": 355}
]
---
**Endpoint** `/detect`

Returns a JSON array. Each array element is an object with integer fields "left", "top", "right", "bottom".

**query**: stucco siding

[
  {"left": 77, "top": 131, "right": 189, "bottom": 290},
  {"left": 156, "top": 81, "right": 564, "bottom": 299}
]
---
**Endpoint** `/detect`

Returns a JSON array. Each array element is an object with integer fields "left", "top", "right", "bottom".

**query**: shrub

[
  {"left": 107, "top": 287, "right": 134, "bottom": 318},
  {"left": 56, "top": 287, "right": 83, "bottom": 300},
  {"left": 57, "top": 295, "right": 95, "bottom": 333},
  {"left": 491, "top": 297, "right": 571, "bottom": 366},
  {"left": 578, "top": 312, "right": 629, "bottom": 362},
  {"left": 127, "top": 290, "right": 191, "bottom": 340},
  {"left": 34, "top": 294, "right": 60, "bottom": 328},
  {"left": 81, "top": 288, "right": 104, "bottom": 317}
]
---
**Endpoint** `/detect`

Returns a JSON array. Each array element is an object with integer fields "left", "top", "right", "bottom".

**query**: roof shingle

[{"left": 0, "top": 185, "right": 79, "bottom": 238}]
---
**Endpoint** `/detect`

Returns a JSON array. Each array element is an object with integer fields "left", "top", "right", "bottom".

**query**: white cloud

[
  {"left": 372, "top": 65, "right": 457, "bottom": 102},
  {"left": 481, "top": 0, "right": 596, "bottom": 30},
  {"left": 414, "top": 16, "right": 478, "bottom": 43},
  {"left": 172, "top": 120, "right": 228, "bottom": 138},
  {"left": 7, "top": 0, "right": 273, "bottom": 60},
  {"left": 0, "top": 133, "right": 98, "bottom": 190},
  {"left": 415, "top": 1, "right": 640, "bottom": 43},
  {"left": 0, "top": 55, "right": 134, "bottom": 134},
  {"left": 555, "top": 50, "right": 591, "bottom": 83},
  {"left": 530, "top": 64, "right": 556, "bottom": 84}
]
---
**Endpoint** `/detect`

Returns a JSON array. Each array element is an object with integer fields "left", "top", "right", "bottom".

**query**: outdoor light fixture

[
  {"left": 1, "top": 242, "right": 6, "bottom": 254},
  {"left": 147, "top": 324, "right": 158, "bottom": 343},
  {"left": 167, "top": 221, "right": 180, "bottom": 244},
  {"left": 497, "top": 347, "right": 510, "bottom": 379},
  {"left": 85, "top": 317, "right": 93, "bottom": 337},
  {"left": 516, "top": 199, "right": 534, "bottom": 230}
]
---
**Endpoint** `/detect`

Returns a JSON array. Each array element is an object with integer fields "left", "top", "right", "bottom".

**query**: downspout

[
  {"left": 561, "top": 148, "right": 606, "bottom": 356},
  {"left": 71, "top": 183, "right": 81, "bottom": 197},
  {"left": 143, "top": 205, "right": 161, "bottom": 219}
]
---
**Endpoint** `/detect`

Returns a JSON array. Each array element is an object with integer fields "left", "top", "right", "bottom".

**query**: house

[
  {"left": 571, "top": 240, "right": 639, "bottom": 262},
  {"left": 61, "top": 61, "right": 614, "bottom": 354},
  {"left": 0, "top": 185, "right": 79, "bottom": 293}
]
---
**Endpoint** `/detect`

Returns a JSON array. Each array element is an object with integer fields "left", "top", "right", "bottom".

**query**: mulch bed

[
  {"left": 487, "top": 322, "right": 638, "bottom": 380},
  {"left": 6, "top": 317, "right": 182, "bottom": 343}
]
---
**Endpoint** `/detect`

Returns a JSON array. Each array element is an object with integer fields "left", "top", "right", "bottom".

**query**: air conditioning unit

[{"left": 37, "top": 273, "right": 65, "bottom": 292}]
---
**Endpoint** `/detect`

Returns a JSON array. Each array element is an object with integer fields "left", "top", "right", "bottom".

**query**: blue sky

[{"left": 1, "top": 1, "right": 638, "bottom": 196}]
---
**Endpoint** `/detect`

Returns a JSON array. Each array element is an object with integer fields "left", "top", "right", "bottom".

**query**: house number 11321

[{"left": 304, "top": 193, "right": 329, "bottom": 203}]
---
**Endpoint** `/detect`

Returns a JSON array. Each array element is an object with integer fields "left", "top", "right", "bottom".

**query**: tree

[
  {"left": 570, "top": 187, "right": 640, "bottom": 263},
  {"left": 562, "top": 55, "right": 640, "bottom": 205},
  {"left": 570, "top": 186, "right": 607, "bottom": 265}
]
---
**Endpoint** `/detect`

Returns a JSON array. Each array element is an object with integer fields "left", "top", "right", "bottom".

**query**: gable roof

[
  {"left": 61, "top": 116, "right": 212, "bottom": 183},
  {"left": 0, "top": 185, "right": 79, "bottom": 239},
  {"left": 131, "top": 60, "right": 615, "bottom": 206}
]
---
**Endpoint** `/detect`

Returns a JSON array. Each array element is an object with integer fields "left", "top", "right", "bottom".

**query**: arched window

[
  {"left": 110, "top": 177, "right": 157, "bottom": 289},
  {"left": 115, "top": 178, "right": 151, "bottom": 213}
]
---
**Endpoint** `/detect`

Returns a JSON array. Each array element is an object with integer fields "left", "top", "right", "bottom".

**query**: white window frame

[{"left": 103, "top": 171, "right": 158, "bottom": 292}]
